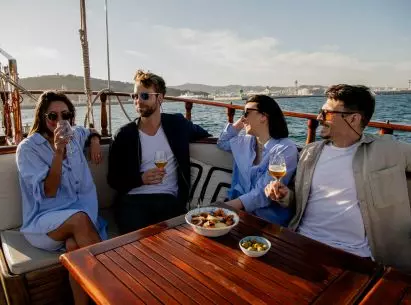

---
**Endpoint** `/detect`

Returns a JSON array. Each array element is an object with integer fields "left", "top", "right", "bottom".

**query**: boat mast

[{"left": 104, "top": 0, "right": 112, "bottom": 135}]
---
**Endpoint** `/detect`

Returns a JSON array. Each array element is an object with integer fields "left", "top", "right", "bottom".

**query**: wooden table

[
  {"left": 359, "top": 268, "right": 411, "bottom": 305},
  {"left": 60, "top": 211, "right": 383, "bottom": 305}
]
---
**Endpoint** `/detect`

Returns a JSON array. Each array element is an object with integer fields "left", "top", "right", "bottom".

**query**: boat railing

[{"left": 1, "top": 90, "right": 411, "bottom": 155}]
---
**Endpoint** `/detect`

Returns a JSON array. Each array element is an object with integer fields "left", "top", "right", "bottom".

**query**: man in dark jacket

[{"left": 108, "top": 70, "right": 211, "bottom": 233}]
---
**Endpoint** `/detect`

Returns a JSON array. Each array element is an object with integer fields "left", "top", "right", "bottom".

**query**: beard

[
  {"left": 138, "top": 103, "right": 158, "bottom": 117},
  {"left": 319, "top": 123, "right": 331, "bottom": 139}
]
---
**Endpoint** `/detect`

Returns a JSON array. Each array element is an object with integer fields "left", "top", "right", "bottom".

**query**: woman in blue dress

[
  {"left": 217, "top": 95, "right": 298, "bottom": 226},
  {"left": 16, "top": 90, "right": 107, "bottom": 305}
]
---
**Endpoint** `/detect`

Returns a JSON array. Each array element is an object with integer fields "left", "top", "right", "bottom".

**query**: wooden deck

[{"left": 61, "top": 210, "right": 384, "bottom": 305}]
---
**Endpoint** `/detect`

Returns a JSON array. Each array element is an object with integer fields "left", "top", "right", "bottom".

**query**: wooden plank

[
  {"left": 177, "top": 226, "right": 322, "bottom": 299},
  {"left": 235, "top": 210, "right": 377, "bottom": 274},
  {"left": 97, "top": 253, "right": 160, "bottom": 305},
  {"left": 60, "top": 250, "right": 142, "bottom": 305},
  {"left": 177, "top": 225, "right": 322, "bottom": 298},
  {"left": 125, "top": 242, "right": 231, "bottom": 305},
  {"left": 147, "top": 232, "right": 278, "bottom": 305},
  {"left": 102, "top": 250, "right": 188, "bottom": 305},
  {"left": 116, "top": 245, "right": 210, "bottom": 304},
  {"left": 230, "top": 224, "right": 339, "bottom": 280},
  {"left": 167, "top": 227, "right": 312, "bottom": 304},
  {"left": 312, "top": 270, "right": 376, "bottom": 305},
  {"left": 359, "top": 268, "right": 411, "bottom": 305},
  {"left": 140, "top": 235, "right": 250, "bottom": 305},
  {"left": 89, "top": 215, "right": 186, "bottom": 255}
]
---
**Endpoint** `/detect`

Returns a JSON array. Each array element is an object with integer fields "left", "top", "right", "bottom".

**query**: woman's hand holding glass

[
  {"left": 53, "top": 122, "right": 70, "bottom": 154},
  {"left": 56, "top": 120, "right": 74, "bottom": 154},
  {"left": 265, "top": 181, "right": 289, "bottom": 201}
]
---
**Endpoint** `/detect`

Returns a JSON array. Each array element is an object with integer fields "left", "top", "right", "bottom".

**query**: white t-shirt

[
  {"left": 128, "top": 126, "right": 178, "bottom": 197},
  {"left": 298, "top": 142, "right": 372, "bottom": 257}
]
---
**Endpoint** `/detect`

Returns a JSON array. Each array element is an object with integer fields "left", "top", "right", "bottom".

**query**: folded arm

[{"left": 217, "top": 121, "right": 243, "bottom": 152}]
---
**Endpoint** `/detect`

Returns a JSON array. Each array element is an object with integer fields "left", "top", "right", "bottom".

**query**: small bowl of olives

[{"left": 239, "top": 236, "right": 271, "bottom": 257}]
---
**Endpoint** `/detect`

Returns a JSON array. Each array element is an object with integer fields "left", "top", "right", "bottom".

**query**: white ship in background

[{"left": 177, "top": 91, "right": 213, "bottom": 100}]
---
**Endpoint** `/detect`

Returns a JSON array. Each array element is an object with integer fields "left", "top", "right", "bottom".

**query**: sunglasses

[
  {"left": 318, "top": 109, "right": 356, "bottom": 120},
  {"left": 45, "top": 111, "right": 73, "bottom": 121},
  {"left": 242, "top": 108, "right": 259, "bottom": 118},
  {"left": 130, "top": 92, "right": 160, "bottom": 101}
]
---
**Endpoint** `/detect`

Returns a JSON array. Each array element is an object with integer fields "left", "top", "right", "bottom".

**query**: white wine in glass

[
  {"left": 268, "top": 154, "right": 287, "bottom": 182},
  {"left": 154, "top": 151, "right": 167, "bottom": 169}
]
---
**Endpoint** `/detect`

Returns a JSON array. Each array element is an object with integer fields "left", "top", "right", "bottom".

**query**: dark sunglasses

[
  {"left": 242, "top": 108, "right": 259, "bottom": 118},
  {"left": 318, "top": 109, "right": 356, "bottom": 120},
  {"left": 45, "top": 111, "right": 73, "bottom": 121},
  {"left": 130, "top": 92, "right": 160, "bottom": 101}
]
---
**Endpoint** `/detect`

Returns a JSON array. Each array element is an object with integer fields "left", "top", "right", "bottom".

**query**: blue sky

[{"left": 1, "top": 0, "right": 410, "bottom": 87}]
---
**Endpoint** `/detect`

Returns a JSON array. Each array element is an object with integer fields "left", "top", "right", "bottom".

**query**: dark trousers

[{"left": 114, "top": 193, "right": 186, "bottom": 234}]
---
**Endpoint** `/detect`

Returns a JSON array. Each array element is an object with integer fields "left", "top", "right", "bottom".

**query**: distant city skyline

[{"left": 1, "top": 0, "right": 411, "bottom": 88}]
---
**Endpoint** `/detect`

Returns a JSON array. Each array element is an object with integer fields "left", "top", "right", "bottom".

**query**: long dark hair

[
  {"left": 246, "top": 95, "right": 288, "bottom": 139},
  {"left": 29, "top": 91, "right": 75, "bottom": 136}
]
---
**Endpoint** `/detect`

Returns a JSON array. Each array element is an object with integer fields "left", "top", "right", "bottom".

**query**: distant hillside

[
  {"left": 18, "top": 75, "right": 327, "bottom": 101},
  {"left": 19, "top": 74, "right": 187, "bottom": 98}
]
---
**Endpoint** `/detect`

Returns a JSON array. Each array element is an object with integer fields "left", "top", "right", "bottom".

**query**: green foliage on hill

[{"left": 19, "top": 74, "right": 186, "bottom": 96}]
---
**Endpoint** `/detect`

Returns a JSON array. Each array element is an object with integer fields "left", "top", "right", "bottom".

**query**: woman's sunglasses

[
  {"left": 45, "top": 111, "right": 73, "bottom": 121},
  {"left": 242, "top": 108, "right": 259, "bottom": 118},
  {"left": 130, "top": 92, "right": 160, "bottom": 101}
]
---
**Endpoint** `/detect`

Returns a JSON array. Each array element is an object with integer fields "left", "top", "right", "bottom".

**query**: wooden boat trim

[{"left": 1, "top": 90, "right": 411, "bottom": 151}]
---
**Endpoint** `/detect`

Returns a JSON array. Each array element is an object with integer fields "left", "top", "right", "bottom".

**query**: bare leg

[
  {"left": 48, "top": 214, "right": 101, "bottom": 305},
  {"left": 65, "top": 238, "right": 89, "bottom": 305},
  {"left": 47, "top": 212, "right": 101, "bottom": 247}
]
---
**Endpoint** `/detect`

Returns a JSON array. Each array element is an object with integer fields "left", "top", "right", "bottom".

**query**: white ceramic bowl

[
  {"left": 239, "top": 236, "right": 271, "bottom": 257},
  {"left": 185, "top": 206, "right": 239, "bottom": 237}
]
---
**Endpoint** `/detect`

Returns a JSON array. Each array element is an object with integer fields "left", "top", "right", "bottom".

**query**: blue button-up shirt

[
  {"left": 16, "top": 126, "right": 107, "bottom": 240},
  {"left": 217, "top": 124, "right": 298, "bottom": 226}
]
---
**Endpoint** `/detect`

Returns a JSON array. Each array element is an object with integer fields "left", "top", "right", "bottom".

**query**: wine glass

[
  {"left": 268, "top": 154, "right": 287, "bottom": 183},
  {"left": 154, "top": 151, "right": 167, "bottom": 169},
  {"left": 154, "top": 151, "right": 167, "bottom": 183},
  {"left": 57, "top": 120, "right": 74, "bottom": 154}
]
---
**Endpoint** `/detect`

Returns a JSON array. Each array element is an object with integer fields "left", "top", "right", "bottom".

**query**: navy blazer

[{"left": 107, "top": 113, "right": 211, "bottom": 208}]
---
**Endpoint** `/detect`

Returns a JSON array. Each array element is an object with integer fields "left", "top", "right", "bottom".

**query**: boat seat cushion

[
  {"left": 189, "top": 158, "right": 232, "bottom": 209},
  {"left": 0, "top": 153, "right": 22, "bottom": 231},
  {"left": 0, "top": 207, "right": 120, "bottom": 275},
  {"left": 1, "top": 230, "right": 60, "bottom": 275}
]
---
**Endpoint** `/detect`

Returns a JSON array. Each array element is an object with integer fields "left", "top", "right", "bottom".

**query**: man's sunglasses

[
  {"left": 318, "top": 109, "right": 356, "bottom": 120},
  {"left": 45, "top": 111, "right": 73, "bottom": 121},
  {"left": 130, "top": 92, "right": 160, "bottom": 101},
  {"left": 242, "top": 108, "right": 259, "bottom": 118}
]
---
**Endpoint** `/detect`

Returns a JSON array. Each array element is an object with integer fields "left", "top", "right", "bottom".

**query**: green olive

[{"left": 241, "top": 239, "right": 268, "bottom": 252}]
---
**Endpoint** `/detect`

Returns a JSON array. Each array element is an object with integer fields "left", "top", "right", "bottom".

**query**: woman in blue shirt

[
  {"left": 217, "top": 95, "right": 298, "bottom": 226},
  {"left": 16, "top": 91, "right": 107, "bottom": 305}
]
